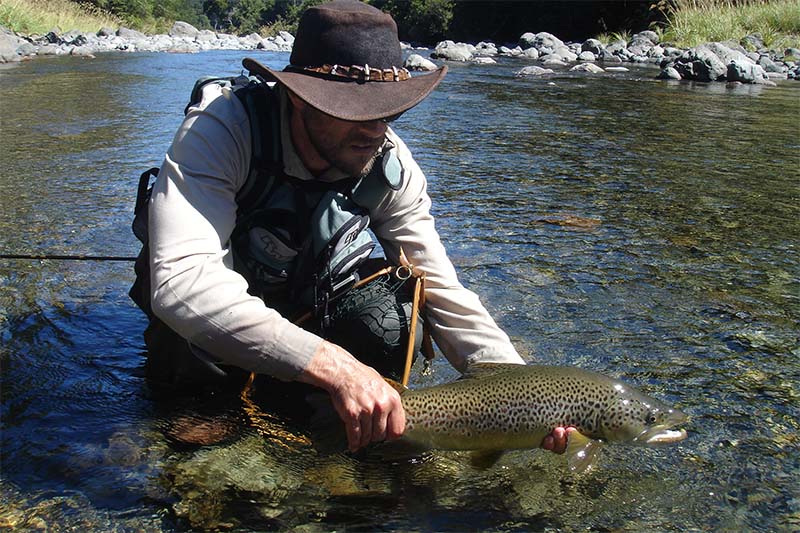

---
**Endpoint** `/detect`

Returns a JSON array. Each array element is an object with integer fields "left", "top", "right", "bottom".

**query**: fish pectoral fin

[
  {"left": 565, "top": 431, "right": 602, "bottom": 474},
  {"left": 469, "top": 449, "right": 506, "bottom": 470}
]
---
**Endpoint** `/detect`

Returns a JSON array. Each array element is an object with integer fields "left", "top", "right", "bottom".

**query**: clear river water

[{"left": 1, "top": 50, "right": 798, "bottom": 531}]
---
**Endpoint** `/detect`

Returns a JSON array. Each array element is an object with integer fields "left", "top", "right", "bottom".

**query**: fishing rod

[{"left": 0, "top": 253, "right": 137, "bottom": 262}]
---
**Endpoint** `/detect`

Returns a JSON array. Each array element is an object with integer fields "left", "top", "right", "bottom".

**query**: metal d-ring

[{"left": 395, "top": 265, "right": 413, "bottom": 281}]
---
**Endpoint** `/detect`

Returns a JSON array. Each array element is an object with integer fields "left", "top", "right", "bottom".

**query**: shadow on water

[{"left": 1, "top": 52, "right": 799, "bottom": 530}]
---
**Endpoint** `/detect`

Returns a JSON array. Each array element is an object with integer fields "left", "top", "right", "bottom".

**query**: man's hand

[
  {"left": 542, "top": 426, "right": 577, "bottom": 454},
  {"left": 299, "top": 340, "right": 405, "bottom": 452}
]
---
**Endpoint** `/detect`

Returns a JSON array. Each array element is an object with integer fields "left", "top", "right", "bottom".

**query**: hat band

[{"left": 287, "top": 64, "right": 411, "bottom": 82}]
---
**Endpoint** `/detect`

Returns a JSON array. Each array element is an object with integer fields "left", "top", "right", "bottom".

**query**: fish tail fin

[{"left": 565, "top": 431, "right": 602, "bottom": 474}]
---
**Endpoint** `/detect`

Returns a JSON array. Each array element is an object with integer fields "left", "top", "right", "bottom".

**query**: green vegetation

[
  {"left": 0, "top": 0, "right": 121, "bottom": 34},
  {"left": 654, "top": 0, "right": 800, "bottom": 49}
]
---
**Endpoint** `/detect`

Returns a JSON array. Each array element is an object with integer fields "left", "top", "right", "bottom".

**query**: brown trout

[{"left": 388, "top": 363, "right": 688, "bottom": 473}]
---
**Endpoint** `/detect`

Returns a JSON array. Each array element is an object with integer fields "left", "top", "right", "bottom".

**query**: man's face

[{"left": 292, "top": 95, "right": 388, "bottom": 178}]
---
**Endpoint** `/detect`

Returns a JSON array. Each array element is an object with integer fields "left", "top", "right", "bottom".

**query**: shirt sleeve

[
  {"left": 148, "top": 83, "right": 322, "bottom": 381},
  {"left": 368, "top": 132, "right": 525, "bottom": 371}
]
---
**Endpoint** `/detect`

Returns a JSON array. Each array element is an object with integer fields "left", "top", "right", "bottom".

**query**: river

[{"left": 1, "top": 50, "right": 798, "bottom": 531}]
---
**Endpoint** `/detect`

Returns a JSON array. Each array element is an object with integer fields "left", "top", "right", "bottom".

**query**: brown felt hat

[{"left": 242, "top": 0, "right": 447, "bottom": 122}]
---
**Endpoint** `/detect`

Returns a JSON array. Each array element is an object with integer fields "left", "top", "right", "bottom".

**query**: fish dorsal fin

[
  {"left": 566, "top": 431, "right": 602, "bottom": 474},
  {"left": 460, "top": 362, "right": 525, "bottom": 380},
  {"left": 384, "top": 377, "right": 408, "bottom": 395}
]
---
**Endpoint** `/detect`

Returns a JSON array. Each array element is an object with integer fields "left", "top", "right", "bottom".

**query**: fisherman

[{"left": 135, "top": 0, "right": 572, "bottom": 454}]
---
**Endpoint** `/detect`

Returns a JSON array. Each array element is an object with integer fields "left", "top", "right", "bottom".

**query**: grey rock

[
  {"left": 473, "top": 56, "right": 496, "bottom": 64},
  {"left": 169, "top": 21, "right": 199, "bottom": 38},
  {"left": 605, "top": 66, "right": 630, "bottom": 72},
  {"left": 516, "top": 65, "right": 554, "bottom": 76},
  {"left": 431, "top": 40, "right": 473, "bottom": 61},
  {"left": 69, "top": 45, "right": 95, "bottom": 58},
  {"left": 785, "top": 47, "right": 800, "bottom": 59},
  {"left": 598, "top": 51, "right": 623, "bottom": 63},
  {"left": 117, "top": 27, "right": 146, "bottom": 40},
  {"left": 0, "top": 31, "right": 21, "bottom": 63},
  {"left": 44, "top": 30, "right": 61, "bottom": 44},
  {"left": 727, "top": 58, "right": 771, "bottom": 84},
  {"left": 628, "top": 36, "right": 655, "bottom": 57},
  {"left": 277, "top": 31, "right": 294, "bottom": 45},
  {"left": 499, "top": 45, "right": 522, "bottom": 56},
  {"left": 521, "top": 47, "right": 539, "bottom": 59},
  {"left": 633, "top": 30, "right": 660, "bottom": 44},
  {"left": 532, "top": 32, "right": 564, "bottom": 51},
  {"left": 757, "top": 55, "right": 783, "bottom": 73},
  {"left": 16, "top": 41, "right": 36, "bottom": 56},
  {"left": 578, "top": 51, "right": 596, "bottom": 62},
  {"left": 570, "top": 62, "right": 604, "bottom": 73},
  {"left": 657, "top": 66, "right": 681, "bottom": 80},
  {"left": 474, "top": 41, "right": 498, "bottom": 57},
  {"left": 97, "top": 27, "right": 115, "bottom": 37},
  {"left": 519, "top": 32, "right": 537, "bottom": 49},
  {"left": 195, "top": 29, "right": 216, "bottom": 42},
  {"left": 542, "top": 58, "right": 567, "bottom": 67},
  {"left": 404, "top": 53, "right": 438, "bottom": 71},
  {"left": 741, "top": 33, "right": 764, "bottom": 51},
  {"left": 581, "top": 38, "right": 604, "bottom": 55},
  {"left": 549, "top": 45, "right": 577, "bottom": 62}
]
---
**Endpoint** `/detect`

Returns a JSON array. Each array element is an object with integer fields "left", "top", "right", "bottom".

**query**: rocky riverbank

[
  {"left": 2, "top": 20, "right": 798, "bottom": 87},
  {"left": 425, "top": 31, "right": 800, "bottom": 85},
  {"left": 0, "top": 21, "right": 294, "bottom": 62}
]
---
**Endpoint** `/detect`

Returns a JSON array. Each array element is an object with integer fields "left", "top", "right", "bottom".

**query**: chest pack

[{"left": 130, "top": 71, "right": 405, "bottom": 323}]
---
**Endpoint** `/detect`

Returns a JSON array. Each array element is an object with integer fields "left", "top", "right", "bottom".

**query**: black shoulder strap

[{"left": 231, "top": 78, "right": 284, "bottom": 216}]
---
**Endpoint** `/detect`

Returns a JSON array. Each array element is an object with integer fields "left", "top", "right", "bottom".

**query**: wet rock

[
  {"left": 516, "top": 65, "right": 554, "bottom": 76},
  {"left": 474, "top": 41, "right": 498, "bottom": 57},
  {"left": 728, "top": 59, "right": 774, "bottom": 85},
  {"left": 570, "top": 62, "right": 604, "bottom": 73},
  {"left": 578, "top": 51, "right": 596, "bottom": 62},
  {"left": 431, "top": 40, "right": 474, "bottom": 61},
  {"left": 404, "top": 53, "right": 438, "bottom": 71},
  {"left": 657, "top": 66, "right": 682, "bottom": 80},
  {"left": 473, "top": 56, "right": 496, "bottom": 64},
  {"left": 97, "top": 27, "right": 115, "bottom": 37}
]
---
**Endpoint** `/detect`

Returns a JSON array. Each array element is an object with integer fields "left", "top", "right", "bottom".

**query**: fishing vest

[{"left": 130, "top": 71, "right": 406, "bottom": 324}]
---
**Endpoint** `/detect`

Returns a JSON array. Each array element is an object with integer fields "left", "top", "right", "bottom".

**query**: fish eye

[{"left": 647, "top": 414, "right": 658, "bottom": 424}]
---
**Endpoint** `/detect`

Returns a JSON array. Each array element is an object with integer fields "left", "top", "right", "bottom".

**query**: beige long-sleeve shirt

[{"left": 148, "top": 81, "right": 523, "bottom": 381}]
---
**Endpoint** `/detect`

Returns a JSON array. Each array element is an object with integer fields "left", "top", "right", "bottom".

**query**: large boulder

[
  {"left": 404, "top": 53, "right": 438, "bottom": 71},
  {"left": 117, "top": 27, "right": 146, "bottom": 40},
  {"left": 431, "top": 40, "right": 474, "bottom": 61},
  {"left": 727, "top": 59, "right": 772, "bottom": 84},
  {"left": 0, "top": 30, "right": 21, "bottom": 63},
  {"left": 169, "top": 21, "right": 199, "bottom": 38}
]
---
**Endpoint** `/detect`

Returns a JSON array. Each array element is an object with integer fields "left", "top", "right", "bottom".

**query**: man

[{"left": 142, "top": 0, "right": 571, "bottom": 453}]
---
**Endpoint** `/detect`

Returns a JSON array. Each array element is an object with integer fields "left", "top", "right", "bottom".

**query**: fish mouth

[
  {"left": 633, "top": 409, "right": 689, "bottom": 445},
  {"left": 640, "top": 427, "right": 688, "bottom": 445}
]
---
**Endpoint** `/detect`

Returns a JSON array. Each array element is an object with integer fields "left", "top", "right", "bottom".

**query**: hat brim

[{"left": 243, "top": 57, "right": 447, "bottom": 122}]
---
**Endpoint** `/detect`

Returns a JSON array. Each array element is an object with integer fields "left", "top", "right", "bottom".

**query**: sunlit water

[{"left": 1, "top": 50, "right": 798, "bottom": 531}]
